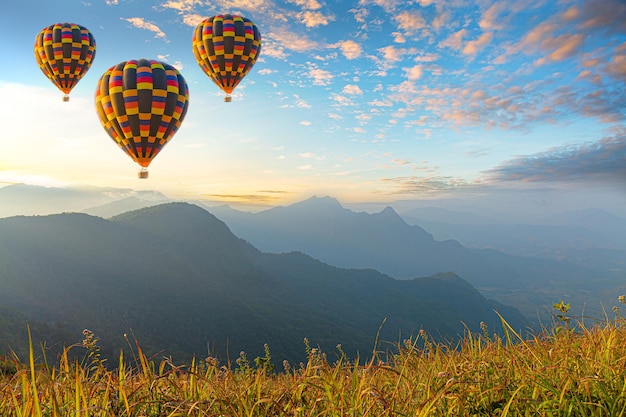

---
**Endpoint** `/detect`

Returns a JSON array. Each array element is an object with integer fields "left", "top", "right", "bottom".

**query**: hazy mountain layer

[
  {"left": 207, "top": 197, "right": 623, "bottom": 318},
  {"left": 0, "top": 203, "right": 527, "bottom": 364}
]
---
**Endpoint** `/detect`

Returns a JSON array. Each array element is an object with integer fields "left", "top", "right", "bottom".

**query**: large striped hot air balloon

[
  {"left": 94, "top": 59, "right": 189, "bottom": 178},
  {"left": 34, "top": 22, "right": 96, "bottom": 102},
  {"left": 192, "top": 14, "right": 262, "bottom": 102}
]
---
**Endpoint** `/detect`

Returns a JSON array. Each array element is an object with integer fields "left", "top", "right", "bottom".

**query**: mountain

[
  {"left": 0, "top": 203, "right": 528, "bottom": 365},
  {"left": 208, "top": 196, "right": 622, "bottom": 318},
  {"left": 405, "top": 206, "right": 626, "bottom": 252},
  {"left": 401, "top": 207, "right": 626, "bottom": 273},
  {"left": 0, "top": 184, "right": 170, "bottom": 218},
  {"left": 400, "top": 206, "right": 494, "bottom": 225},
  {"left": 546, "top": 208, "right": 626, "bottom": 245},
  {"left": 81, "top": 196, "right": 170, "bottom": 218}
]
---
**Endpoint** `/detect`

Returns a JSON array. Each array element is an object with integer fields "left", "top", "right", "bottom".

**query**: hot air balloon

[
  {"left": 94, "top": 59, "right": 189, "bottom": 179},
  {"left": 34, "top": 23, "right": 96, "bottom": 102},
  {"left": 192, "top": 14, "right": 262, "bottom": 102}
]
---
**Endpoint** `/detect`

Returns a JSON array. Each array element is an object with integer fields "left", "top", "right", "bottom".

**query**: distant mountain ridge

[
  {"left": 208, "top": 196, "right": 622, "bottom": 318},
  {"left": 2, "top": 185, "right": 622, "bottom": 319},
  {"left": 0, "top": 184, "right": 168, "bottom": 218},
  {"left": 0, "top": 202, "right": 527, "bottom": 364}
]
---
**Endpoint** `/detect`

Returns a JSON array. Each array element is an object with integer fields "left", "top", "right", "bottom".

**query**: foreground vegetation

[{"left": 2, "top": 301, "right": 626, "bottom": 416}]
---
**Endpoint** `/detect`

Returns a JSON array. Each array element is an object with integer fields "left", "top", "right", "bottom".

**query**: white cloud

[
  {"left": 331, "top": 40, "right": 362, "bottom": 60},
  {"left": 479, "top": 2, "right": 505, "bottom": 30},
  {"left": 308, "top": 68, "right": 334, "bottom": 85},
  {"left": 332, "top": 94, "right": 354, "bottom": 106},
  {"left": 288, "top": 0, "right": 322, "bottom": 9},
  {"left": 269, "top": 28, "right": 319, "bottom": 52},
  {"left": 343, "top": 84, "right": 363, "bottom": 95},
  {"left": 160, "top": 0, "right": 198, "bottom": 13},
  {"left": 463, "top": 32, "right": 493, "bottom": 55},
  {"left": 295, "top": 95, "right": 312, "bottom": 108},
  {"left": 379, "top": 46, "right": 406, "bottom": 62},
  {"left": 440, "top": 29, "right": 467, "bottom": 51},
  {"left": 395, "top": 10, "right": 426, "bottom": 34},
  {"left": 299, "top": 11, "right": 334, "bottom": 27},
  {"left": 218, "top": 0, "right": 270, "bottom": 10},
  {"left": 404, "top": 64, "right": 423, "bottom": 80},
  {"left": 121, "top": 17, "right": 167, "bottom": 40},
  {"left": 182, "top": 13, "right": 206, "bottom": 27}
]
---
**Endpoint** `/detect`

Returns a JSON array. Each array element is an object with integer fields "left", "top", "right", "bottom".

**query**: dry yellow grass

[{"left": 2, "top": 304, "right": 626, "bottom": 416}]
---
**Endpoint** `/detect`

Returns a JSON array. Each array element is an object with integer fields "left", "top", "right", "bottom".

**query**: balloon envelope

[
  {"left": 94, "top": 59, "right": 189, "bottom": 175},
  {"left": 192, "top": 14, "right": 262, "bottom": 99},
  {"left": 34, "top": 23, "right": 96, "bottom": 101}
]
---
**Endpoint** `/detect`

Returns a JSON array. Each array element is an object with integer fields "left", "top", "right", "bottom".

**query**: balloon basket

[
  {"left": 138, "top": 169, "right": 149, "bottom": 179},
  {"left": 224, "top": 95, "right": 232, "bottom": 102},
  {"left": 62, "top": 95, "right": 70, "bottom": 102}
]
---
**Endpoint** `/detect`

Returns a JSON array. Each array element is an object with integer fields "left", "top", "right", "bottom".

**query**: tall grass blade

[{"left": 27, "top": 325, "right": 43, "bottom": 417}]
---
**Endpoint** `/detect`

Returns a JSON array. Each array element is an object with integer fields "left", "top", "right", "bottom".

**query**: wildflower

[
  {"left": 619, "top": 295, "right": 625, "bottom": 304},
  {"left": 82, "top": 329, "right": 96, "bottom": 348}
]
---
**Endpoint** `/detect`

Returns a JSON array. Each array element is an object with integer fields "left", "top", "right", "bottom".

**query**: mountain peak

[
  {"left": 304, "top": 195, "right": 343, "bottom": 207},
  {"left": 373, "top": 205, "right": 407, "bottom": 224},
  {"left": 380, "top": 205, "right": 398, "bottom": 215},
  {"left": 279, "top": 195, "right": 346, "bottom": 214},
  {"left": 111, "top": 202, "right": 234, "bottom": 241}
]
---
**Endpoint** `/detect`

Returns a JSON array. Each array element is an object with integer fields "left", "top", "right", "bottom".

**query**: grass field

[{"left": 1, "top": 300, "right": 626, "bottom": 416}]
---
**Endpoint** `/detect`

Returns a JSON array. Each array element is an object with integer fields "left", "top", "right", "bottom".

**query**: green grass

[{"left": 1, "top": 301, "right": 626, "bottom": 416}]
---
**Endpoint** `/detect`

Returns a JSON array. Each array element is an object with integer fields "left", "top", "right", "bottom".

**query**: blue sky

[{"left": 0, "top": 0, "right": 624, "bottom": 213}]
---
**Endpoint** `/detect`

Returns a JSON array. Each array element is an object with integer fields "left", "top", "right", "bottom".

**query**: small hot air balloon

[
  {"left": 192, "top": 14, "right": 262, "bottom": 102},
  {"left": 94, "top": 59, "right": 189, "bottom": 178},
  {"left": 34, "top": 23, "right": 96, "bottom": 102}
]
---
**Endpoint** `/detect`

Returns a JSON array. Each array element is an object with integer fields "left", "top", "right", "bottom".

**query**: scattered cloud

[
  {"left": 485, "top": 131, "right": 626, "bottom": 184},
  {"left": 121, "top": 17, "right": 167, "bottom": 40},
  {"left": 439, "top": 29, "right": 467, "bottom": 51},
  {"left": 216, "top": 0, "right": 270, "bottom": 10},
  {"left": 160, "top": 0, "right": 198, "bottom": 13},
  {"left": 287, "top": 0, "right": 322, "bottom": 9},
  {"left": 463, "top": 32, "right": 493, "bottom": 56},
  {"left": 269, "top": 28, "right": 319, "bottom": 53},
  {"left": 257, "top": 68, "right": 276, "bottom": 75},
  {"left": 202, "top": 192, "right": 285, "bottom": 204},
  {"left": 479, "top": 2, "right": 505, "bottom": 31},
  {"left": 404, "top": 64, "right": 423, "bottom": 81},
  {"left": 298, "top": 11, "right": 334, "bottom": 27},
  {"left": 343, "top": 84, "right": 363, "bottom": 95},
  {"left": 331, "top": 40, "right": 362, "bottom": 60},
  {"left": 394, "top": 10, "right": 427, "bottom": 35},
  {"left": 577, "top": 0, "right": 626, "bottom": 32},
  {"left": 182, "top": 13, "right": 206, "bottom": 27},
  {"left": 308, "top": 68, "right": 334, "bottom": 86},
  {"left": 380, "top": 175, "right": 480, "bottom": 195},
  {"left": 332, "top": 93, "right": 354, "bottom": 106}
]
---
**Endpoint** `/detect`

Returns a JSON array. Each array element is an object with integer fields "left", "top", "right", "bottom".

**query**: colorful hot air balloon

[
  {"left": 94, "top": 59, "right": 189, "bottom": 178},
  {"left": 34, "top": 23, "right": 96, "bottom": 102},
  {"left": 192, "top": 14, "right": 262, "bottom": 102}
]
